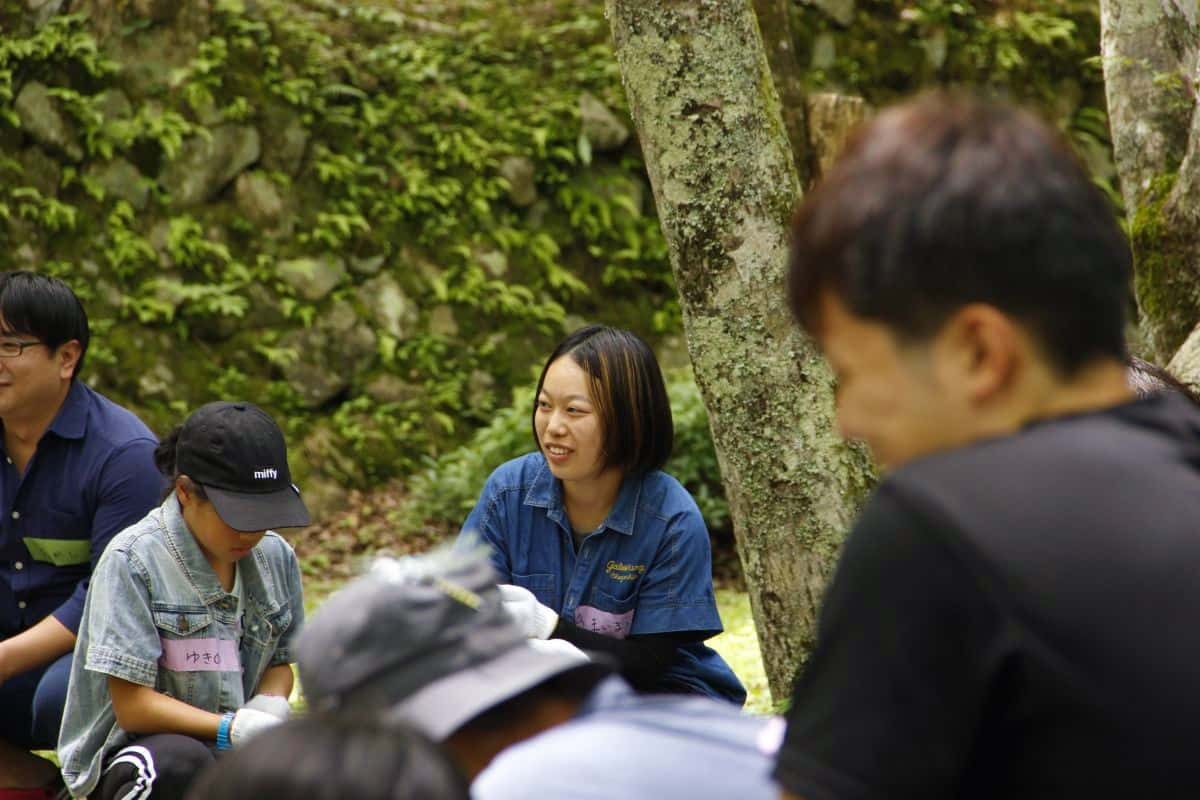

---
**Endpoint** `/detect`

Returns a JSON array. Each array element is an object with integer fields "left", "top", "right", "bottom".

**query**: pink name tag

[
  {"left": 574, "top": 605, "right": 635, "bottom": 639},
  {"left": 159, "top": 638, "right": 241, "bottom": 672}
]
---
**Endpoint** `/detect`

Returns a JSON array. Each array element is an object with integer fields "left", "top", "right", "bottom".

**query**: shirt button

[
  {"left": 13, "top": 561, "right": 22, "bottom": 570},
  {"left": 17, "top": 601, "right": 26, "bottom": 609},
  {"left": 10, "top": 510, "right": 19, "bottom": 520}
]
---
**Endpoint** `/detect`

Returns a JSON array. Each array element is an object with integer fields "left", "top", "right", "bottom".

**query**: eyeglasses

[{"left": 0, "top": 340, "right": 43, "bottom": 358}]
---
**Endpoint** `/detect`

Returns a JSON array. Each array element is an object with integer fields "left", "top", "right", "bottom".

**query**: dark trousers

[
  {"left": 0, "top": 652, "right": 72, "bottom": 749},
  {"left": 94, "top": 735, "right": 216, "bottom": 800}
]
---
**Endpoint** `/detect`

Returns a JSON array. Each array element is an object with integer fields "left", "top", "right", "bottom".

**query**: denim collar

[
  {"left": 158, "top": 494, "right": 281, "bottom": 612},
  {"left": 522, "top": 455, "right": 641, "bottom": 537},
  {"left": 45, "top": 380, "right": 89, "bottom": 440}
]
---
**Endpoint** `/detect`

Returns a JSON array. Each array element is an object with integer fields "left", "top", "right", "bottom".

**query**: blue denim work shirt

[
  {"left": 0, "top": 380, "right": 159, "bottom": 636},
  {"left": 460, "top": 452, "right": 745, "bottom": 703},
  {"left": 472, "top": 675, "right": 783, "bottom": 799},
  {"left": 58, "top": 495, "right": 305, "bottom": 798}
]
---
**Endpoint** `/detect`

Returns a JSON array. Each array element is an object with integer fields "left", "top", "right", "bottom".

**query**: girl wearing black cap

[{"left": 57, "top": 402, "right": 310, "bottom": 800}]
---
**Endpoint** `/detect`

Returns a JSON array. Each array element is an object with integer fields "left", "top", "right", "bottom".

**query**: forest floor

[{"left": 292, "top": 482, "right": 773, "bottom": 713}]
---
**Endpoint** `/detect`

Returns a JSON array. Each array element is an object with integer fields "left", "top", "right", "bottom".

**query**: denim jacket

[{"left": 58, "top": 495, "right": 304, "bottom": 798}]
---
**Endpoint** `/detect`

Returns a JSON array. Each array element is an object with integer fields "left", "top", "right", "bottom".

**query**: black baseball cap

[{"left": 176, "top": 401, "right": 311, "bottom": 532}]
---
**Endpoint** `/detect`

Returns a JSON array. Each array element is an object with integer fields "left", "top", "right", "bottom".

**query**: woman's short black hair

[
  {"left": 184, "top": 714, "right": 469, "bottom": 800},
  {"left": 787, "top": 91, "right": 1131, "bottom": 376},
  {"left": 532, "top": 325, "right": 674, "bottom": 475},
  {"left": 0, "top": 271, "right": 89, "bottom": 378}
]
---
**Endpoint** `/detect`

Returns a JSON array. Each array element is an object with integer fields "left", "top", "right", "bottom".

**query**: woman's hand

[{"left": 497, "top": 584, "right": 559, "bottom": 639}]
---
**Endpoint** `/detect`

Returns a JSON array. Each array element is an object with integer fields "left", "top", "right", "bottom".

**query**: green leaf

[{"left": 576, "top": 132, "right": 592, "bottom": 166}]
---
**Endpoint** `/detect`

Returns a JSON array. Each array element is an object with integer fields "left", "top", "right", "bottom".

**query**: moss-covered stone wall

[
  {"left": 0, "top": 0, "right": 1120, "bottom": 516},
  {"left": 0, "top": 0, "right": 678, "bottom": 512}
]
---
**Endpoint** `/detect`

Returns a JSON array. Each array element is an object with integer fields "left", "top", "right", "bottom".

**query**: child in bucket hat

[
  {"left": 58, "top": 402, "right": 309, "bottom": 800},
  {"left": 296, "top": 547, "right": 784, "bottom": 799},
  {"left": 297, "top": 545, "right": 592, "bottom": 743}
]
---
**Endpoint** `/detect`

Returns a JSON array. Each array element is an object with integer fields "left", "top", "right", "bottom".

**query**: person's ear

[
  {"left": 55, "top": 340, "right": 82, "bottom": 380},
  {"left": 935, "top": 304, "right": 1020, "bottom": 404},
  {"left": 175, "top": 476, "right": 193, "bottom": 507}
]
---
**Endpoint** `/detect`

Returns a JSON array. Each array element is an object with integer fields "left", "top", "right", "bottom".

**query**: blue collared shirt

[
  {"left": 0, "top": 380, "right": 159, "bottom": 635},
  {"left": 460, "top": 452, "right": 745, "bottom": 703},
  {"left": 472, "top": 675, "right": 783, "bottom": 799}
]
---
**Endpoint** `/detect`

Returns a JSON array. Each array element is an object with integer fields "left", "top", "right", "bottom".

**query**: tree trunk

[
  {"left": 1167, "top": 322, "right": 1200, "bottom": 387},
  {"left": 805, "top": 92, "right": 871, "bottom": 180},
  {"left": 752, "top": 0, "right": 812, "bottom": 186},
  {"left": 605, "top": 0, "right": 873, "bottom": 702},
  {"left": 1101, "top": 0, "right": 1200, "bottom": 360}
]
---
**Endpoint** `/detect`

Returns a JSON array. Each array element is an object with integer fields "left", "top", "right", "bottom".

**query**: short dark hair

[
  {"left": 184, "top": 713, "right": 469, "bottom": 800},
  {"left": 787, "top": 91, "right": 1131, "bottom": 375},
  {"left": 0, "top": 271, "right": 90, "bottom": 378},
  {"left": 533, "top": 325, "right": 673, "bottom": 475}
]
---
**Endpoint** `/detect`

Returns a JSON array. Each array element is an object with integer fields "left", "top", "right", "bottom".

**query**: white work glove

[
  {"left": 229, "top": 707, "right": 284, "bottom": 746},
  {"left": 497, "top": 583, "right": 559, "bottom": 640},
  {"left": 242, "top": 693, "right": 291, "bottom": 720},
  {"left": 527, "top": 637, "right": 590, "bottom": 662}
]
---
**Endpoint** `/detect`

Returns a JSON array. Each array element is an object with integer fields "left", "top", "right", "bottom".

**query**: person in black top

[{"left": 774, "top": 91, "right": 1200, "bottom": 799}]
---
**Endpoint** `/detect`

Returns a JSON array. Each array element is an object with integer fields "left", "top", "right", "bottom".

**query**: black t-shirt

[{"left": 774, "top": 393, "right": 1200, "bottom": 799}]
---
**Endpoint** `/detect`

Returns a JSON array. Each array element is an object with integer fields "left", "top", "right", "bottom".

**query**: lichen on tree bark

[
  {"left": 605, "top": 0, "right": 872, "bottom": 701},
  {"left": 752, "top": 0, "right": 812, "bottom": 186},
  {"left": 1101, "top": 0, "right": 1200, "bottom": 360}
]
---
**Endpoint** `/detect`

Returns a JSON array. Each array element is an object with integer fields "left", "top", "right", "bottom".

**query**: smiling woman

[
  {"left": 535, "top": 356, "right": 610, "bottom": 493},
  {"left": 457, "top": 325, "right": 746, "bottom": 705}
]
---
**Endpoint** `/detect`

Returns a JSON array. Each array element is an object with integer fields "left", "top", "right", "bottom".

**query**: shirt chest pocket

[
  {"left": 576, "top": 585, "right": 638, "bottom": 639},
  {"left": 23, "top": 508, "right": 90, "bottom": 566},
  {"left": 242, "top": 604, "right": 292, "bottom": 649},
  {"left": 153, "top": 604, "right": 213, "bottom": 638},
  {"left": 589, "top": 582, "right": 638, "bottom": 611},
  {"left": 511, "top": 571, "right": 556, "bottom": 608},
  {"left": 152, "top": 604, "right": 240, "bottom": 674}
]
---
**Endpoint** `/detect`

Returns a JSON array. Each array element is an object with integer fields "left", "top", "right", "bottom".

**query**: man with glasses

[{"left": 0, "top": 272, "right": 159, "bottom": 799}]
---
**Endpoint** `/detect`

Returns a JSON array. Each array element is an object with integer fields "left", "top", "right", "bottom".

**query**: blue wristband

[{"left": 216, "top": 711, "right": 235, "bottom": 751}]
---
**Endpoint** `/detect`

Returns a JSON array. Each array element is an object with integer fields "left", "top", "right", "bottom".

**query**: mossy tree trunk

[
  {"left": 752, "top": 0, "right": 812, "bottom": 187},
  {"left": 606, "top": 0, "right": 873, "bottom": 702},
  {"left": 1101, "top": 0, "right": 1200, "bottom": 360}
]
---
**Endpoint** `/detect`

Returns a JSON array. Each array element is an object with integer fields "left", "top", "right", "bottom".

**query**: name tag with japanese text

[
  {"left": 159, "top": 638, "right": 241, "bottom": 672},
  {"left": 575, "top": 605, "right": 635, "bottom": 639}
]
